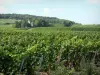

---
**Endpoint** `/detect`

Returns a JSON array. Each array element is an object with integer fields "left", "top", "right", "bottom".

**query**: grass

[
  {"left": 0, "top": 24, "right": 13, "bottom": 28},
  {"left": 0, "top": 19, "right": 18, "bottom": 24},
  {"left": 0, "top": 19, "right": 18, "bottom": 28},
  {"left": 53, "top": 23, "right": 64, "bottom": 27}
]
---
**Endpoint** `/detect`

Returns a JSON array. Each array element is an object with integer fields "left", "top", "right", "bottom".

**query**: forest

[{"left": 0, "top": 14, "right": 81, "bottom": 28}]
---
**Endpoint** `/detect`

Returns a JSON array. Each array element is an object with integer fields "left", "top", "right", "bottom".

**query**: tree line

[
  {"left": 0, "top": 14, "right": 81, "bottom": 28},
  {"left": 15, "top": 18, "right": 51, "bottom": 28}
]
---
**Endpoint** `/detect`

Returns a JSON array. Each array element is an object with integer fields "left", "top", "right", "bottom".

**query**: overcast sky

[{"left": 0, "top": 0, "right": 100, "bottom": 24}]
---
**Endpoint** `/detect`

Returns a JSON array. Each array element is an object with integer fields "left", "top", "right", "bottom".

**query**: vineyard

[{"left": 0, "top": 27, "right": 100, "bottom": 75}]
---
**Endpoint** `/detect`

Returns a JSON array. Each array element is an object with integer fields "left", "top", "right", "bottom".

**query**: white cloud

[
  {"left": 44, "top": 8, "right": 50, "bottom": 13},
  {"left": 43, "top": 8, "right": 50, "bottom": 16},
  {"left": 88, "top": 0, "right": 100, "bottom": 4}
]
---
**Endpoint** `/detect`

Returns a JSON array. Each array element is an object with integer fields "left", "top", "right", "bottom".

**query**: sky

[{"left": 0, "top": 0, "right": 100, "bottom": 24}]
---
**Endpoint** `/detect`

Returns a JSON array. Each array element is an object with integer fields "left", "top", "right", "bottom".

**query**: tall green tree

[
  {"left": 37, "top": 19, "right": 50, "bottom": 27},
  {"left": 15, "top": 21, "right": 21, "bottom": 28},
  {"left": 64, "top": 21, "right": 74, "bottom": 27}
]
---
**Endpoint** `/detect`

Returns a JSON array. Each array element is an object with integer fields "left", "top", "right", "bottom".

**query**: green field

[
  {"left": 0, "top": 15, "right": 100, "bottom": 75},
  {"left": 0, "top": 19, "right": 18, "bottom": 25},
  {"left": 0, "top": 26, "right": 100, "bottom": 75},
  {"left": 0, "top": 25, "right": 13, "bottom": 28},
  {"left": 0, "top": 19, "right": 17, "bottom": 24},
  {"left": 0, "top": 19, "right": 18, "bottom": 28}
]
